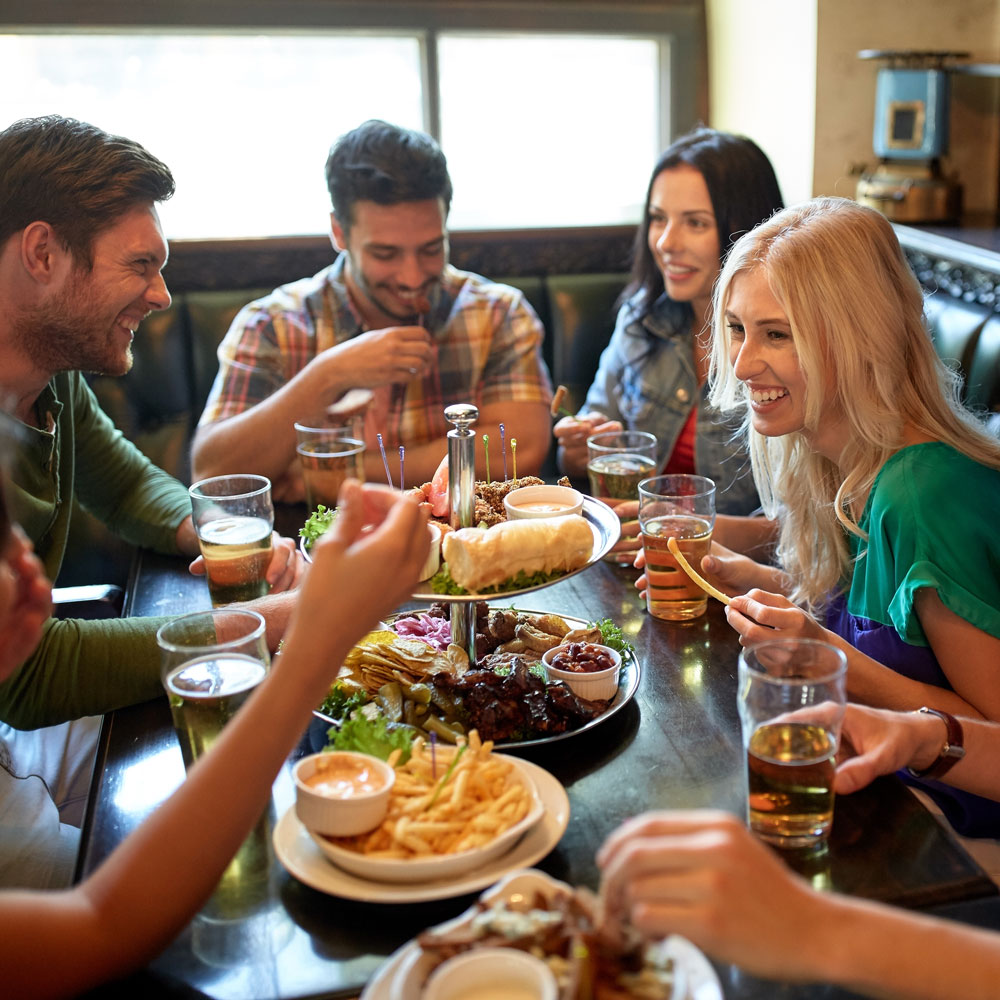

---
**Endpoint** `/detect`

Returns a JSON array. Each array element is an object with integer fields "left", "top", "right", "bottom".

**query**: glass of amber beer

[
  {"left": 738, "top": 638, "right": 847, "bottom": 848},
  {"left": 189, "top": 474, "right": 274, "bottom": 606},
  {"left": 638, "top": 474, "right": 715, "bottom": 620},
  {"left": 295, "top": 421, "right": 365, "bottom": 511},
  {"left": 586, "top": 430, "right": 657, "bottom": 565},
  {"left": 156, "top": 608, "right": 270, "bottom": 770}
]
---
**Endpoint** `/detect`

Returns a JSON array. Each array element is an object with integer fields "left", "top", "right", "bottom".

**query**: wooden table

[{"left": 76, "top": 539, "right": 1000, "bottom": 1000}]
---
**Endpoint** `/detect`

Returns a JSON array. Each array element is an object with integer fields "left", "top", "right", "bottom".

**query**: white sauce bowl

[{"left": 503, "top": 484, "right": 583, "bottom": 520}]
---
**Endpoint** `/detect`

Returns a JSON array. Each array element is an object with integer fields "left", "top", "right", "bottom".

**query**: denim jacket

[{"left": 582, "top": 291, "right": 759, "bottom": 515}]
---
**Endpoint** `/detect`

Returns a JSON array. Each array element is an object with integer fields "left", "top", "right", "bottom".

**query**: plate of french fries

[
  {"left": 273, "top": 753, "right": 570, "bottom": 902},
  {"left": 306, "top": 733, "right": 543, "bottom": 884}
]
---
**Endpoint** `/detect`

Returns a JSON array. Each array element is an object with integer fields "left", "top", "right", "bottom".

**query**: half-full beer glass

[
  {"left": 295, "top": 421, "right": 365, "bottom": 511},
  {"left": 738, "top": 638, "right": 847, "bottom": 848},
  {"left": 586, "top": 430, "right": 657, "bottom": 565},
  {"left": 156, "top": 608, "right": 270, "bottom": 770},
  {"left": 189, "top": 474, "right": 274, "bottom": 606}
]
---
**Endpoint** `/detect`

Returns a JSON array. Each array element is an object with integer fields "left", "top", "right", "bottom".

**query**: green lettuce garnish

[
  {"left": 300, "top": 505, "right": 337, "bottom": 549},
  {"left": 429, "top": 564, "right": 566, "bottom": 595},
  {"left": 327, "top": 712, "right": 414, "bottom": 764}
]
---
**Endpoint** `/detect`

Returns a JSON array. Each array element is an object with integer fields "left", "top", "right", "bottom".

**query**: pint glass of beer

[
  {"left": 156, "top": 608, "right": 270, "bottom": 770},
  {"left": 638, "top": 474, "right": 716, "bottom": 620},
  {"left": 295, "top": 422, "right": 365, "bottom": 511},
  {"left": 738, "top": 638, "right": 848, "bottom": 848},
  {"left": 189, "top": 474, "right": 274, "bottom": 606},
  {"left": 586, "top": 430, "right": 657, "bottom": 565}
]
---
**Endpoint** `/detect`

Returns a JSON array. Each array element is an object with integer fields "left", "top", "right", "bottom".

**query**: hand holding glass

[
  {"left": 156, "top": 608, "right": 271, "bottom": 770},
  {"left": 638, "top": 474, "right": 716, "bottom": 620},
  {"left": 189, "top": 474, "right": 274, "bottom": 606},
  {"left": 586, "top": 430, "right": 657, "bottom": 565},
  {"left": 738, "top": 638, "right": 848, "bottom": 848}
]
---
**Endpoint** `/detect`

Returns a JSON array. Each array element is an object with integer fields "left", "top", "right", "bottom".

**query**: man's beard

[{"left": 12, "top": 291, "right": 132, "bottom": 378}]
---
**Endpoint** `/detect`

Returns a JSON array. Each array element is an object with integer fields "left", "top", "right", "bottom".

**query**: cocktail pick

[
  {"left": 482, "top": 434, "right": 490, "bottom": 484},
  {"left": 376, "top": 433, "right": 392, "bottom": 487},
  {"left": 399, "top": 445, "right": 405, "bottom": 491},
  {"left": 510, "top": 438, "right": 517, "bottom": 480},
  {"left": 500, "top": 423, "right": 508, "bottom": 480}
]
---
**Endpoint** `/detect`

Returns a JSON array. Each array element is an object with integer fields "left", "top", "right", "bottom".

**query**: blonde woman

[{"left": 699, "top": 196, "right": 1000, "bottom": 836}]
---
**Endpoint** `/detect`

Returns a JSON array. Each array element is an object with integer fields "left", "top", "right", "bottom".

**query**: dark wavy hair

[
  {"left": 624, "top": 127, "right": 784, "bottom": 313},
  {"left": 0, "top": 115, "right": 174, "bottom": 270},
  {"left": 325, "top": 119, "right": 453, "bottom": 230}
]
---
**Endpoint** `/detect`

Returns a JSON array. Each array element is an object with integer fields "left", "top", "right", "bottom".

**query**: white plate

[
  {"left": 360, "top": 868, "right": 723, "bottom": 1000},
  {"left": 306, "top": 755, "right": 544, "bottom": 883},
  {"left": 273, "top": 759, "right": 569, "bottom": 903}
]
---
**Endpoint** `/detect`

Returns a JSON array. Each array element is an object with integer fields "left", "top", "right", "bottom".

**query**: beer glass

[
  {"left": 586, "top": 430, "right": 657, "bottom": 565},
  {"left": 738, "top": 638, "right": 847, "bottom": 848},
  {"left": 156, "top": 608, "right": 270, "bottom": 771},
  {"left": 638, "top": 474, "right": 716, "bottom": 620},
  {"left": 189, "top": 474, "right": 274, "bottom": 606},
  {"left": 294, "top": 421, "right": 365, "bottom": 511}
]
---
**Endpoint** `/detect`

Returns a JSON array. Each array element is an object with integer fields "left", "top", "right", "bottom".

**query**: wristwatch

[{"left": 905, "top": 707, "right": 965, "bottom": 781}]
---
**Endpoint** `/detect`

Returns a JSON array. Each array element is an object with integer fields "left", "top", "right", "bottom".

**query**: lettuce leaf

[
  {"left": 299, "top": 505, "right": 337, "bottom": 549},
  {"left": 327, "top": 713, "right": 414, "bottom": 764}
]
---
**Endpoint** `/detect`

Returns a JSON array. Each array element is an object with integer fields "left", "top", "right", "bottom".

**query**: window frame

[{"left": 1, "top": 1, "right": 706, "bottom": 287}]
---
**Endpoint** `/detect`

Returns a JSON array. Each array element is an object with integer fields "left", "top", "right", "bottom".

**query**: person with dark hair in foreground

[
  {"left": 599, "top": 704, "right": 1000, "bottom": 1000},
  {"left": 0, "top": 481, "right": 428, "bottom": 999},
  {"left": 193, "top": 118, "right": 553, "bottom": 496}
]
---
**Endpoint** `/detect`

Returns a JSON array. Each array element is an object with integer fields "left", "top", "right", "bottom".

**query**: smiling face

[
  {"left": 16, "top": 204, "right": 171, "bottom": 377},
  {"left": 646, "top": 165, "right": 721, "bottom": 321},
  {"left": 333, "top": 198, "right": 448, "bottom": 328},
  {"left": 725, "top": 268, "right": 848, "bottom": 462}
]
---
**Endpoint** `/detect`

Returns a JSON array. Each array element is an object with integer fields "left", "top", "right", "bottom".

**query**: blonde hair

[{"left": 709, "top": 197, "right": 1000, "bottom": 610}]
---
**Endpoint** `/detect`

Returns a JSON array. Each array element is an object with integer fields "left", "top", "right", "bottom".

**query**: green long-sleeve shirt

[{"left": 1, "top": 372, "right": 193, "bottom": 728}]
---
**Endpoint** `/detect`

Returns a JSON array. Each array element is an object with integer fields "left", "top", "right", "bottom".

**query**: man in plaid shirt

[{"left": 193, "top": 120, "right": 553, "bottom": 501}]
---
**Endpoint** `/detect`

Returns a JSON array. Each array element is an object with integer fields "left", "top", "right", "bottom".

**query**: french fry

[{"left": 666, "top": 536, "right": 732, "bottom": 606}]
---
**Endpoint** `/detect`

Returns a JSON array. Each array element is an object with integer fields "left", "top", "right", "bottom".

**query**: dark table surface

[{"left": 78, "top": 527, "right": 1000, "bottom": 1000}]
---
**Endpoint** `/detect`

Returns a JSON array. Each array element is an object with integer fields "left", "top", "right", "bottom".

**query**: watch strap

[{"left": 905, "top": 707, "right": 965, "bottom": 781}]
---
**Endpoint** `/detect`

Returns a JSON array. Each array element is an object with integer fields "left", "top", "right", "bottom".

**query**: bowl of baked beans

[{"left": 541, "top": 641, "right": 622, "bottom": 701}]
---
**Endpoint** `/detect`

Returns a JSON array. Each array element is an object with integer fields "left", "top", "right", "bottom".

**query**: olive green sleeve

[{"left": 0, "top": 614, "right": 176, "bottom": 729}]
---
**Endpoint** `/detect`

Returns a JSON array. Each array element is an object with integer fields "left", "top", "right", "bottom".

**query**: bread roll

[{"left": 442, "top": 515, "right": 593, "bottom": 592}]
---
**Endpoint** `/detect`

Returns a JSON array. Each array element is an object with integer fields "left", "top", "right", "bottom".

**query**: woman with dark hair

[{"left": 554, "top": 128, "right": 784, "bottom": 528}]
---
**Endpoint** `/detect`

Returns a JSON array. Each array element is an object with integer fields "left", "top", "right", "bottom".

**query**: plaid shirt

[{"left": 199, "top": 256, "right": 552, "bottom": 452}]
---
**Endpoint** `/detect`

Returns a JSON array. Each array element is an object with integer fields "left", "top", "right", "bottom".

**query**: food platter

[
  {"left": 410, "top": 495, "right": 620, "bottom": 603},
  {"left": 273, "top": 759, "right": 570, "bottom": 903},
  {"left": 299, "top": 495, "right": 621, "bottom": 603},
  {"left": 310, "top": 611, "right": 641, "bottom": 751},
  {"left": 360, "top": 868, "right": 724, "bottom": 1000}
]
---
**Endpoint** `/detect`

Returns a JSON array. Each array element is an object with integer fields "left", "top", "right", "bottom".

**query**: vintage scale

[{"left": 855, "top": 49, "right": 968, "bottom": 223}]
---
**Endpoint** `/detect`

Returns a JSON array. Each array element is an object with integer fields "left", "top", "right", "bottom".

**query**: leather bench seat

[{"left": 65, "top": 277, "right": 999, "bottom": 589}]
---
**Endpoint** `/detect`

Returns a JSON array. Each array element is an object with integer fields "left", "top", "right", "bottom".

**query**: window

[{"left": 0, "top": 4, "right": 702, "bottom": 238}]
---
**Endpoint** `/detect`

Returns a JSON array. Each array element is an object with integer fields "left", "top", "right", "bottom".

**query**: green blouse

[{"left": 847, "top": 442, "right": 1000, "bottom": 647}]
